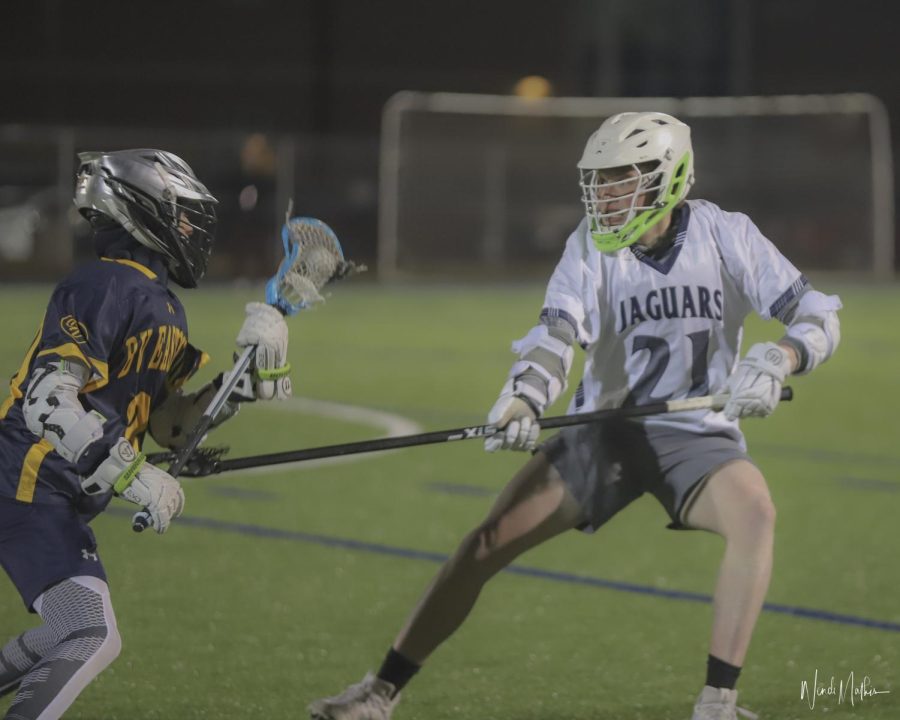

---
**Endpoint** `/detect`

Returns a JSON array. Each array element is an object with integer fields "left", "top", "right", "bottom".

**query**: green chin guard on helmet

[{"left": 588, "top": 151, "right": 692, "bottom": 253}]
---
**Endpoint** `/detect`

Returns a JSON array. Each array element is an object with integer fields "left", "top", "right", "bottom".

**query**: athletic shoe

[
  {"left": 309, "top": 672, "right": 399, "bottom": 720},
  {"left": 691, "top": 685, "right": 758, "bottom": 720}
]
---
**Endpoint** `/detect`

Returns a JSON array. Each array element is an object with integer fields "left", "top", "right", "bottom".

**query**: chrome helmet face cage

[
  {"left": 74, "top": 149, "right": 218, "bottom": 287},
  {"left": 126, "top": 186, "right": 218, "bottom": 288}
]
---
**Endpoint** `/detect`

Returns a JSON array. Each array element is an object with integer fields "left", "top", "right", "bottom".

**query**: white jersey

[{"left": 538, "top": 199, "right": 808, "bottom": 445}]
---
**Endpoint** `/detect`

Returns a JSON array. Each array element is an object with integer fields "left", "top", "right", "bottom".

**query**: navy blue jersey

[{"left": 0, "top": 257, "right": 206, "bottom": 506}]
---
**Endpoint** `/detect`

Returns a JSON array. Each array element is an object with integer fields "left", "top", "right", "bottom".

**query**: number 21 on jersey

[{"left": 627, "top": 330, "right": 710, "bottom": 405}]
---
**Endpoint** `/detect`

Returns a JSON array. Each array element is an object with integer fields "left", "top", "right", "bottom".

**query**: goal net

[{"left": 379, "top": 92, "right": 893, "bottom": 280}]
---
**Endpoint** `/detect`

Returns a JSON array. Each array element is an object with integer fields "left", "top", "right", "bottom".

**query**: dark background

[{"left": 1, "top": 0, "right": 897, "bottom": 273}]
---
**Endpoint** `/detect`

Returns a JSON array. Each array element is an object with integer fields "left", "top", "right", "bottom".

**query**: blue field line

[
  {"left": 753, "top": 442, "right": 900, "bottom": 468},
  {"left": 836, "top": 477, "right": 899, "bottom": 492},
  {"left": 112, "top": 509, "right": 900, "bottom": 633},
  {"left": 425, "top": 481, "right": 497, "bottom": 497}
]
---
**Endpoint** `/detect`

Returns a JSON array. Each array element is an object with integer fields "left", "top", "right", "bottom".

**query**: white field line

[{"left": 234, "top": 397, "right": 423, "bottom": 476}]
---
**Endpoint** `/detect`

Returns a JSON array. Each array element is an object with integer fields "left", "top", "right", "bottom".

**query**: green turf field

[{"left": 1, "top": 281, "right": 897, "bottom": 720}]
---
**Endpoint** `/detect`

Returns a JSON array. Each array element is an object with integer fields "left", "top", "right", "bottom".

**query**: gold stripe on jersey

[
  {"left": 16, "top": 439, "right": 54, "bottom": 503},
  {"left": 101, "top": 257, "right": 157, "bottom": 279},
  {"left": 36, "top": 343, "right": 110, "bottom": 393},
  {"left": 0, "top": 322, "right": 44, "bottom": 421}
]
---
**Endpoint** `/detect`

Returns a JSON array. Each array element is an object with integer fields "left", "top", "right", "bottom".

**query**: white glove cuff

[{"left": 81, "top": 438, "right": 143, "bottom": 495}]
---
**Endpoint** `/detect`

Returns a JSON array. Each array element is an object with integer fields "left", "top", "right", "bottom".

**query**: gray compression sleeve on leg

[
  {"left": 0, "top": 627, "right": 58, "bottom": 697},
  {"left": 4, "top": 577, "right": 121, "bottom": 720}
]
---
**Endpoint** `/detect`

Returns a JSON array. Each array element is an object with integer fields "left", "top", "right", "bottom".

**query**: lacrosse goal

[{"left": 378, "top": 92, "right": 894, "bottom": 280}]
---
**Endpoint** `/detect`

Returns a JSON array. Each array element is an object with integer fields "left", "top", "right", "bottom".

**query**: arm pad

[
  {"left": 23, "top": 359, "right": 107, "bottom": 464},
  {"left": 505, "top": 316, "right": 576, "bottom": 415},
  {"left": 781, "top": 290, "right": 842, "bottom": 374}
]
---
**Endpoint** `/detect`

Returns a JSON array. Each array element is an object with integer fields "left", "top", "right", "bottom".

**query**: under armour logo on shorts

[{"left": 81, "top": 548, "right": 99, "bottom": 562}]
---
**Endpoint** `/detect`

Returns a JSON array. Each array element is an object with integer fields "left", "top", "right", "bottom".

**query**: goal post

[{"left": 379, "top": 91, "right": 894, "bottom": 281}]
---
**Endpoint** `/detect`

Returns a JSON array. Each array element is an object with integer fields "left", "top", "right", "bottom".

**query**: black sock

[
  {"left": 706, "top": 654, "right": 741, "bottom": 690},
  {"left": 376, "top": 647, "right": 421, "bottom": 696}
]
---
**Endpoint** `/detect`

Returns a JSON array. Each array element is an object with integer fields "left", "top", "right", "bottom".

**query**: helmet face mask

[
  {"left": 577, "top": 112, "right": 694, "bottom": 253},
  {"left": 580, "top": 162, "right": 663, "bottom": 227},
  {"left": 74, "top": 149, "right": 218, "bottom": 288}
]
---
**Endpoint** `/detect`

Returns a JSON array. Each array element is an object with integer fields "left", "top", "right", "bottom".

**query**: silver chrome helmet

[
  {"left": 74, "top": 149, "right": 218, "bottom": 287},
  {"left": 577, "top": 112, "right": 694, "bottom": 253}
]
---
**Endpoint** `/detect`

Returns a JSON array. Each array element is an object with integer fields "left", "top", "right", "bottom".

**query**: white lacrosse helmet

[{"left": 577, "top": 112, "right": 694, "bottom": 253}]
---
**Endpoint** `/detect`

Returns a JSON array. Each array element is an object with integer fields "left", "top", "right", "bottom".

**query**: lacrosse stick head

[
  {"left": 178, "top": 444, "right": 229, "bottom": 477},
  {"left": 265, "top": 206, "right": 365, "bottom": 316}
]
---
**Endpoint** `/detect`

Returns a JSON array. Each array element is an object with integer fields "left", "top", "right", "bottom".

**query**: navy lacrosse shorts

[{"left": 0, "top": 496, "right": 107, "bottom": 611}]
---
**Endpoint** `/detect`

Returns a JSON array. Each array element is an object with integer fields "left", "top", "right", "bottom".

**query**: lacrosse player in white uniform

[{"left": 309, "top": 112, "right": 842, "bottom": 720}]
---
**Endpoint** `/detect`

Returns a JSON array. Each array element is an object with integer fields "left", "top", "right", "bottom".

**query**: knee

[
  {"left": 452, "top": 523, "right": 504, "bottom": 576},
  {"left": 731, "top": 489, "right": 776, "bottom": 547},
  {"left": 74, "top": 577, "right": 122, "bottom": 668},
  {"left": 748, "top": 489, "right": 776, "bottom": 531},
  {"left": 102, "top": 622, "right": 122, "bottom": 665},
  {"left": 82, "top": 607, "right": 121, "bottom": 674}
]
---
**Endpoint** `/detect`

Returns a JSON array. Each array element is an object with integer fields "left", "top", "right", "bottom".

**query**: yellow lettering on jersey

[
  {"left": 161, "top": 326, "right": 177, "bottom": 372},
  {"left": 148, "top": 326, "right": 169, "bottom": 370},
  {"left": 118, "top": 325, "right": 186, "bottom": 378},
  {"left": 163, "top": 327, "right": 187, "bottom": 373},
  {"left": 118, "top": 336, "right": 140, "bottom": 378},
  {"left": 135, "top": 329, "right": 153, "bottom": 372},
  {"left": 124, "top": 392, "right": 152, "bottom": 446}
]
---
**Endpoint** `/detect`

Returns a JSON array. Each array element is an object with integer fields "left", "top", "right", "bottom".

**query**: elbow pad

[
  {"left": 23, "top": 359, "right": 106, "bottom": 464},
  {"left": 507, "top": 317, "right": 576, "bottom": 414},
  {"left": 782, "top": 290, "right": 842, "bottom": 374}
]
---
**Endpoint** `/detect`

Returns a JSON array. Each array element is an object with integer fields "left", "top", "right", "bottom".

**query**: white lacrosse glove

[
  {"left": 484, "top": 393, "right": 540, "bottom": 453},
  {"left": 81, "top": 438, "right": 185, "bottom": 534},
  {"left": 723, "top": 342, "right": 791, "bottom": 420},
  {"left": 235, "top": 302, "right": 292, "bottom": 401},
  {"left": 213, "top": 364, "right": 257, "bottom": 403}
]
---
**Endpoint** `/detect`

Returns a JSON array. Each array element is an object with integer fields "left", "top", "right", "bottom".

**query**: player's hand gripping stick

[{"left": 132, "top": 210, "right": 363, "bottom": 532}]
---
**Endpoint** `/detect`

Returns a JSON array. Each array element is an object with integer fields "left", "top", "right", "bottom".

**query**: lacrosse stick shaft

[
  {"left": 188, "top": 387, "right": 793, "bottom": 476},
  {"left": 170, "top": 345, "right": 254, "bottom": 477},
  {"left": 131, "top": 346, "right": 255, "bottom": 532}
]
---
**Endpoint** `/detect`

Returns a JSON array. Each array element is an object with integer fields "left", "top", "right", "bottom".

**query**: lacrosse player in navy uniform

[
  {"left": 309, "top": 113, "right": 842, "bottom": 720},
  {"left": 0, "top": 149, "right": 291, "bottom": 720}
]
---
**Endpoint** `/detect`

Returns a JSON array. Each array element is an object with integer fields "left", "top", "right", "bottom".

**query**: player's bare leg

[
  {"left": 394, "top": 451, "right": 583, "bottom": 662},
  {"left": 308, "top": 451, "right": 583, "bottom": 720},
  {"left": 686, "top": 459, "right": 774, "bottom": 664},
  {"left": 683, "top": 459, "right": 774, "bottom": 719}
]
